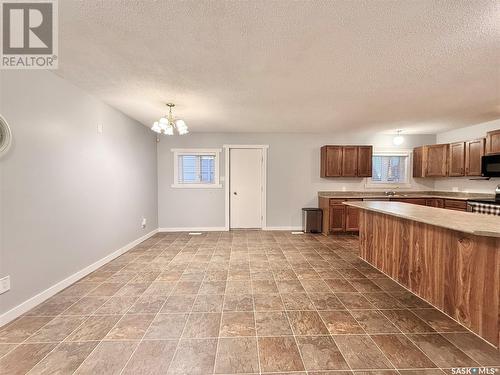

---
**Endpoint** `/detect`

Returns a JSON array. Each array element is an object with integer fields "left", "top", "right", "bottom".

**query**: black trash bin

[{"left": 302, "top": 208, "right": 322, "bottom": 233}]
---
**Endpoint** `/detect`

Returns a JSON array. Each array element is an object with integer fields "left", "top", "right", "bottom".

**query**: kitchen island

[{"left": 344, "top": 201, "right": 500, "bottom": 348}]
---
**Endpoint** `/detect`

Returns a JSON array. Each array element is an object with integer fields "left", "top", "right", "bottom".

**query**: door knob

[{"left": 233, "top": 192, "right": 237, "bottom": 195}]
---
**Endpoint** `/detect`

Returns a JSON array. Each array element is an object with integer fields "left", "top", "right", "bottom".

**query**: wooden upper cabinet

[
  {"left": 320, "top": 146, "right": 343, "bottom": 177},
  {"left": 413, "top": 147, "right": 424, "bottom": 177},
  {"left": 320, "top": 145, "right": 372, "bottom": 177},
  {"left": 465, "top": 138, "right": 485, "bottom": 176},
  {"left": 448, "top": 142, "right": 465, "bottom": 177},
  {"left": 357, "top": 146, "right": 373, "bottom": 177},
  {"left": 486, "top": 129, "right": 500, "bottom": 154},
  {"left": 425, "top": 144, "right": 448, "bottom": 177},
  {"left": 342, "top": 147, "right": 358, "bottom": 177}
]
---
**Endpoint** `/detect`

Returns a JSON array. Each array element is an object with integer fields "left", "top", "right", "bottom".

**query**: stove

[
  {"left": 467, "top": 186, "right": 500, "bottom": 215},
  {"left": 468, "top": 198, "right": 500, "bottom": 205}
]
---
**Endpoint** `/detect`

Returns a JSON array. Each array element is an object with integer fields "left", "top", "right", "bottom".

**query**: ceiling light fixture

[
  {"left": 393, "top": 129, "right": 404, "bottom": 146},
  {"left": 151, "top": 103, "right": 189, "bottom": 136}
]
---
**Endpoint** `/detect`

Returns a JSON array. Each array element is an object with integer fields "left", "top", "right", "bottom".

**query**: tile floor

[{"left": 0, "top": 231, "right": 499, "bottom": 375}]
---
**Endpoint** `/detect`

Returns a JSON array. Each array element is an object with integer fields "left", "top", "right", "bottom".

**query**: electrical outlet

[
  {"left": 0, "top": 276, "right": 10, "bottom": 294},
  {"left": 141, "top": 218, "right": 147, "bottom": 229},
  {"left": 97, "top": 123, "right": 103, "bottom": 133}
]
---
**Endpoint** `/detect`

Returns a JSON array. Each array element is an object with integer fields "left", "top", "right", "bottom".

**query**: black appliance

[{"left": 481, "top": 154, "right": 500, "bottom": 177}]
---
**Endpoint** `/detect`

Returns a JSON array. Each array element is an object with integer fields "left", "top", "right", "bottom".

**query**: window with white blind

[
  {"left": 172, "top": 148, "right": 222, "bottom": 188},
  {"left": 366, "top": 150, "right": 411, "bottom": 188}
]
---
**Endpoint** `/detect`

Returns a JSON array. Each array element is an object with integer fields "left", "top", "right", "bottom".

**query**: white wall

[
  {"left": 158, "top": 132, "right": 435, "bottom": 230},
  {"left": 435, "top": 118, "right": 500, "bottom": 193},
  {"left": 0, "top": 70, "right": 158, "bottom": 318}
]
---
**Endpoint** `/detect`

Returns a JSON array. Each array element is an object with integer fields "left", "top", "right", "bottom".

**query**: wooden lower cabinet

[
  {"left": 392, "top": 198, "right": 427, "bottom": 206},
  {"left": 345, "top": 205, "right": 360, "bottom": 231},
  {"left": 443, "top": 199, "right": 467, "bottom": 211},
  {"left": 425, "top": 198, "right": 444, "bottom": 208},
  {"left": 319, "top": 196, "right": 468, "bottom": 235},
  {"left": 320, "top": 197, "right": 360, "bottom": 235},
  {"left": 329, "top": 204, "right": 346, "bottom": 232}
]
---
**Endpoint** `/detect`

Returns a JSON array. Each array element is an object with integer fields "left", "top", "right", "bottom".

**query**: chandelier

[{"left": 151, "top": 103, "right": 189, "bottom": 136}]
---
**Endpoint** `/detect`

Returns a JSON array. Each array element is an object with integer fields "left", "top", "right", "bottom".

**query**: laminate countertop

[
  {"left": 344, "top": 201, "right": 500, "bottom": 238},
  {"left": 318, "top": 191, "right": 493, "bottom": 201}
]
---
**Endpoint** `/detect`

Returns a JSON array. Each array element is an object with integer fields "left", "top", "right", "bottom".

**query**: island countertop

[{"left": 344, "top": 201, "right": 500, "bottom": 238}]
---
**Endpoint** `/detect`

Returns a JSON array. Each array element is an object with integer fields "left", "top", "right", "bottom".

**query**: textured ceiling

[{"left": 56, "top": 0, "right": 500, "bottom": 134}]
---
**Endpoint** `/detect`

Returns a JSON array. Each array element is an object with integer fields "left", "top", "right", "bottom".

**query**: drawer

[{"left": 444, "top": 199, "right": 467, "bottom": 211}]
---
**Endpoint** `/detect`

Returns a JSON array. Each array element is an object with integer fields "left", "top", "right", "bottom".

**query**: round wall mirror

[{"left": 0, "top": 115, "right": 12, "bottom": 158}]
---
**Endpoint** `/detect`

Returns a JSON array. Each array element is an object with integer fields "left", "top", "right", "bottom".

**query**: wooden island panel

[{"left": 359, "top": 210, "right": 500, "bottom": 348}]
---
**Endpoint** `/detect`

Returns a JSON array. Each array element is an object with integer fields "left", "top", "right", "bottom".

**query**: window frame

[
  {"left": 171, "top": 148, "right": 222, "bottom": 189},
  {"left": 365, "top": 149, "right": 412, "bottom": 189}
]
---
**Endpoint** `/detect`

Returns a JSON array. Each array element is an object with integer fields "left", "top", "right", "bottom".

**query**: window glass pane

[
  {"left": 200, "top": 156, "right": 215, "bottom": 183},
  {"left": 179, "top": 155, "right": 199, "bottom": 183},
  {"left": 178, "top": 154, "right": 216, "bottom": 184},
  {"left": 371, "top": 155, "right": 407, "bottom": 184}
]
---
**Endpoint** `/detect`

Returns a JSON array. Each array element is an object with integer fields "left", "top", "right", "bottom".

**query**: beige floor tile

[
  {"left": 27, "top": 316, "right": 88, "bottom": 343},
  {"left": 0, "top": 316, "right": 53, "bottom": 343},
  {"left": 167, "top": 338, "right": 217, "bottom": 375},
  {"left": 297, "top": 335, "right": 349, "bottom": 371},
  {"left": 74, "top": 341, "right": 138, "bottom": 374},
  {"left": 121, "top": 339, "right": 177, "bottom": 375},
  {"left": 105, "top": 314, "right": 155, "bottom": 340},
  {"left": 215, "top": 337, "right": 259, "bottom": 374},
  {"left": 28, "top": 341, "right": 98, "bottom": 374},
  {"left": 182, "top": 312, "right": 221, "bottom": 338},
  {"left": 0, "top": 343, "right": 57, "bottom": 375},
  {"left": 258, "top": 336, "right": 305, "bottom": 372},
  {"left": 220, "top": 312, "right": 256, "bottom": 337},
  {"left": 66, "top": 315, "right": 121, "bottom": 341}
]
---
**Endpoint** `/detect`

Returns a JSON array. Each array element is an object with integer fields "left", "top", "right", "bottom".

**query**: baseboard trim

[
  {"left": 263, "top": 226, "right": 303, "bottom": 231},
  {"left": 158, "top": 227, "right": 227, "bottom": 232},
  {"left": 0, "top": 229, "right": 159, "bottom": 327},
  {"left": 158, "top": 226, "right": 303, "bottom": 232}
]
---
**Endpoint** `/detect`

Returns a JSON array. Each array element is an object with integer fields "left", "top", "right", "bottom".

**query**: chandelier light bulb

[
  {"left": 393, "top": 130, "right": 404, "bottom": 145},
  {"left": 151, "top": 121, "right": 161, "bottom": 133}
]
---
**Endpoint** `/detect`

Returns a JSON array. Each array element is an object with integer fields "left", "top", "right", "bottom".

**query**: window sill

[{"left": 171, "top": 184, "right": 222, "bottom": 189}]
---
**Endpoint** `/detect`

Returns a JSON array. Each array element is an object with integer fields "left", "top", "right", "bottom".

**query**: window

[
  {"left": 172, "top": 148, "right": 221, "bottom": 188},
  {"left": 366, "top": 150, "right": 411, "bottom": 188}
]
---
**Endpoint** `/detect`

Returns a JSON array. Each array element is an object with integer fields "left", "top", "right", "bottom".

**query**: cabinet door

[
  {"left": 342, "top": 147, "right": 358, "bottom": 177},
  {"left": 413, "top": 147, "right": 424, "bottom": 177},
  {"left": 444, "top": 199, "right": 467, "bottom": 211},
  {"left": 486, "top": 129, "right": 500, "bottom": 155},
  {"left": 448, "top": 142, "right": 465, "bottom": 177},
  {"left": 329, "top": 205, "right": 345, "bottom": 232},
  {"left": 426, "top": 198, "right": 444, "bottom": 208},
  {"left": 425, "top": 144, "right": 448, "bottom": 177},
  {"left": 465, "top": 139, "right": 485, "bottom": 176},
  {"left": 357, "top": 146, "right": 373, "bottom": 177},
  {"left": 321, "top": 146, "right": 343, "bottom": 177},
  {"left": 345, "top": 206, "right": 360, "bottom": 231}
]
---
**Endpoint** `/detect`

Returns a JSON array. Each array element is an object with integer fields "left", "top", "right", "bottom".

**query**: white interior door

[{"left": 230, "top": 148, "right": 263, "bottom": 229}]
